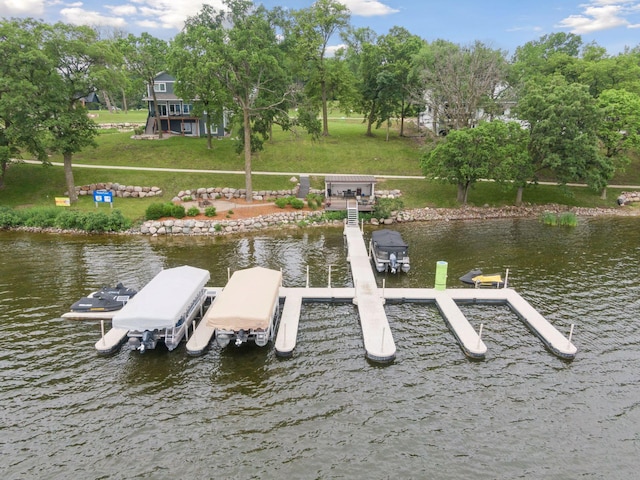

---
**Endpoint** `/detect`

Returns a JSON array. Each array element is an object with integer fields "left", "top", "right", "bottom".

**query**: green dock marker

[{"left": 435, "top": 261, "right": 448, "bottom": 291}]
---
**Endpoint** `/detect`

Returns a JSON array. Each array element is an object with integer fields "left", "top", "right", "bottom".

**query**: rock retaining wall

[
  {"left": 73, "top": 183, "right": 163, "bottom": 198},
  {"left": 616, "top": 191, "right": 640, "bottom": 205}
]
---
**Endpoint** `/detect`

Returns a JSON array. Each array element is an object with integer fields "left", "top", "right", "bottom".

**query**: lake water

[{"left": 1, "top": 217, "right": 639, "bottom": 479}]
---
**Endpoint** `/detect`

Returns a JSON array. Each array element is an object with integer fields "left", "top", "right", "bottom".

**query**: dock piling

[
  {"left": 504, "top": 268, "right": 509, "bottom": 288},
  {"left": 101, "top": 320, "right": 106, "bottom": 346},
  {"left": 306, "top": 266, "right": 309, "bottom": 288},
  {"left": 568, "top": 323, "right": 575, "bottom": 347},
  {"left": 328, "top": 265, "right": 332, "bottom": 288}
]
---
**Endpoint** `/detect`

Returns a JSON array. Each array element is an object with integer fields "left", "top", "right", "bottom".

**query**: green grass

[
  {"left": 88, "top": 109, "right": 148, "bottom": 124},
  {"left": 2, "top": 116, "right": 639, "bottom": 223}
]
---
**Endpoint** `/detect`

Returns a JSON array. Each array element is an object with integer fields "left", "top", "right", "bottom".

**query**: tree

[
  {"left": 514, "top": 75, "right": 603, "bottom": 192},
  {"left": 510, "top": 32, "right": 583, "bottom": 86},
  {"left": 291, "top": 0, "right": 350, "bottom": 136},
  {"left": 376, "top": 27, "right": 424, "bottom": 137},
  {"left": 44, "top": 22, "right": 117, "bottom": 203},
  {"left": 0, "top": 19, "right": 51, "bottom": 189},
  {"left": 180, "top": 0, "right": 293, "bottom": 202},
  {"left": 168, "top": 34, "right": 229, "bottom": 150},
  {"left": 420, "top": 125, "right": 495, "bottom": 204},
  {"left": 595, "top": 89, "right": 640, "bottom": 198},
  {"left": 123, "top": 33, "right": 168, "bottom": 138},
  {"left": 416, "top": 40, "right": 508, "bottom": 133}
]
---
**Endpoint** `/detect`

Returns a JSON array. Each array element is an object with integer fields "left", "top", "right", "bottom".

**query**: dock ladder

[{"left": 346, "top": 200, "right": 358, "bottom": 227}]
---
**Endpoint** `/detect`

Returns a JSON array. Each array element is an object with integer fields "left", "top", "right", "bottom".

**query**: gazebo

[{"left": 324, "top": 175, "right": 377, "bottom": 211}]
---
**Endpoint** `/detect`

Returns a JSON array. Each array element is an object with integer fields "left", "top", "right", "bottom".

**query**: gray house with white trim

[{"left": 143, "top": 72, "right": 227, "bottom": 138}]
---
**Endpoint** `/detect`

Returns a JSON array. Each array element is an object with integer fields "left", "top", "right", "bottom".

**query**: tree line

[{"left": 1, "top": 0, "right": 640, "bottom": 205}]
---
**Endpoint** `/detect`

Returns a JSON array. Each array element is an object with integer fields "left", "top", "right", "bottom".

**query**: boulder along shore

[{"left": 10, "top": 204, "right": 638, "bottom": 237}]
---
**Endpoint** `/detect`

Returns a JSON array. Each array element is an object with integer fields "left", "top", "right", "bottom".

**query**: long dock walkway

[{"left": 343, "top": 223, "right": 397, "bottom": 362}]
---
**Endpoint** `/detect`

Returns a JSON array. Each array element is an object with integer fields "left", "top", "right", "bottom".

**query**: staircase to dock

[{"left": 347, "top": 200, "right": 358, "bottom": 227}]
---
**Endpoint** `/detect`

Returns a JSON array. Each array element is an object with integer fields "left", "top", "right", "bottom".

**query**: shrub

[
  {"left": 306, "top": 193, "right": 324, "bottom": 210},
  {"left": 171, "top": 204, "right": 186, "bottom": 219},
  {"left": 290, "top": 198, "right": 305, "bottom": 209},
  {"left": 186, "top": 206, "right": 200, "bottom": 217},
  {"left": 182, "top": 195, "right": 193, "bottom": 201},
  {"left": 0, "top": 207, "right": 22, "bottom": 228},
  {"left": 23, "top": 207, "right": 59, "bottom": 227},
  {"left": 133, "top": 126, "right": 144, "bottom": 135},
  {"left": 373, "top": 198, "right": 404, "bottom": 219},
  {"left": 145, "top": 202, "right": 168, "bottom": 220},
  {"left": 107, "top": 210, "right": 132, "bottom": 231},
  {"left": 54, "top": 210, "right": 86, "bottom": 230},
  {"left": 82, "top": 211, "right": 112, "bottom": 232},
  {"left": 214, "top": 223, "right": 222, "bottom": 232},
  {"left": 275, "top": 197, "right": 289, "bottom": 208},
  {"left": 204, "top": 206, "right": 217, "bottom": 217}
]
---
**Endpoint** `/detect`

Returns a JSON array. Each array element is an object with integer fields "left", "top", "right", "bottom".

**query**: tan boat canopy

[{"left": 205, "top": 267, "right": 282, "bottom": 331}]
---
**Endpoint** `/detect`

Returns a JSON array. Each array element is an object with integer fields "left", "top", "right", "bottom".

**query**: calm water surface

[{"left": 1, "top": 217, "right": 639, "bottom": 479}]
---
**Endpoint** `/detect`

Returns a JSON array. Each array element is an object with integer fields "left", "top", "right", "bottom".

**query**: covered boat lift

[
  {"left": 101, "top": 265, "right": 210, "bottom": 353},
  {"left": 204, "top": 267, "right": 282, "bottom": 348}
]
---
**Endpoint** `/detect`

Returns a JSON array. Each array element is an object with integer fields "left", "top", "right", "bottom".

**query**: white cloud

[
  {"left": 133, "top": 0, "right": 225, "bottom": 30},
  {"left": 0, "top": 0, "right": 45, "bottom": 15},
  {"left": 339, "top": 0, "right": 399, "bottom": 17},
  {"left": 105, "top": 5, "right": 138, "bottom": 17},
  {"left": 556, "top": 1, "right": 640, "bottom": 33},
  {"left": 60, "top": 7, "right": 127, "bottom": 28}
]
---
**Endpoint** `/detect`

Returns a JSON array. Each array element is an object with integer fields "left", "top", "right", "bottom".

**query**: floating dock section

[
  {"left": 344, "top": 223, "right": 396, "bottom": 362},
  {"left": 383, "top": 287, "right": 577, "bottom": 359}
]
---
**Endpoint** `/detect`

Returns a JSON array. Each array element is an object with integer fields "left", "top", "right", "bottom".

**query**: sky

[{"left": 1, "top": 0, "right": 639, "bottom": 56}]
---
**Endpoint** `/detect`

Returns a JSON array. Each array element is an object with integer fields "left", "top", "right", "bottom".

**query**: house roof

[{"left": 325, "top": 175, "right": 376, "bottom": 183}]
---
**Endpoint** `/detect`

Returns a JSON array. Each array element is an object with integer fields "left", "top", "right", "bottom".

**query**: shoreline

[{"left": 5, "top": 204, "right": 639, "bottom": 237}]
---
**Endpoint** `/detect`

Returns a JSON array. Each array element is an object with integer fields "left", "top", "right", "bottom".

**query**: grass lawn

[{"left": 1, "top": 113, "right": 637, "bottom": 222}]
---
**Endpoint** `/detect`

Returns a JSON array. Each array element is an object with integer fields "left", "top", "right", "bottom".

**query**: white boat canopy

[
  {"left": 112, "top": 265, "right": 210, "bottom": 331},
  {"left": 205, "top": 267, "right": 282, "bottom": 331}
]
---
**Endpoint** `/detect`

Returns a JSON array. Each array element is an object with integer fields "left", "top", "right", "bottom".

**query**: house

[{"left": 143, "top": 72, "right": 227, "bottom": 137}]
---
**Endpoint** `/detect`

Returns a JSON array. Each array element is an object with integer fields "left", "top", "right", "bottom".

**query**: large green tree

[
  {"left": 514, "top": 75, "right": 603, "bottom": 190},
  {"left": 168, "top": 35, "right": 229, "bottom": 150},
  {"left": 291, "top": 0, "right": 350, "bottom": 137},
  {"left": 180, "top": 0, "right": 292, "bottom": 202},
  {"left": 415, "top": 40, "right": 508, "bottom": 133},
  {"left": 44, "top": 22, "right": 117, "bottom": 203},
  {"left": 123, "top": 33, "right": 168, "bottom": 138},
  {"left": 421, "top": 124, "right": 495, "bottom": 204},
  {"left": 594, "top": 88, "right": 640, "bottom": 198},
  {"left": 0, "top": 19, "right": 51, "bottom": 189}
]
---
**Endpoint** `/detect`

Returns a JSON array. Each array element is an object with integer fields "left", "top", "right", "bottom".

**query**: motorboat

[
  {"left": 204, "top": 266, "right": 282, "bottom": 348},
  {"left": 111, "top": 265, "right": 210, "bottom": 353},
  {"left": 369, "top": 229, "right": 410, "bottom": 274},
  {"left": 460, "top": 269, "right": 505, "bottom": 288},
  {"left": 70, "top": 283, "right": 137, "bottom": 313}
]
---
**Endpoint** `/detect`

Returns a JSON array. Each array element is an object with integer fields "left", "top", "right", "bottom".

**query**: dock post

[
  {"left": 306, "top": 266, "right": 309, "bottom": 288},
  {"left": 477, "top": 323, "right": 484, "bottom": 349},
  {"left": 381, "top": 327, "right": 386, "bottom": 352},
  {"left": 435, "top": 261, "right": 448, "bottom": 291},
  {"left": 504, "top": 268, "right": 509, "bottom": 288},
  {"left": 328, "top": 265, "right": 332, "bottom": 288},
  {"left": 568, "top": 323, "right": 575, "bottom": 347},
  {"left": 101, "top": 320, "right": 106, "bottom": 346},
  {"left": 227, "top": 267, "right": 230, "bottom": 282}
]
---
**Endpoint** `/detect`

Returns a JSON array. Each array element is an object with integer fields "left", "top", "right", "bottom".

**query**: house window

[
  {"left": 183, "top": 104, "right": 190, "bottom": 114},
  {"left": 183, "top": 122, "right": 192, "bottom": 133},
  {"left": 169, "top": 104, "right": 181, "bottom": 115},
  {"left": 158, "top": 104, "right": 167, "bottom": 116},
  {"left": 153, "top": 83, "right": 166, "bottom": 93}
]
